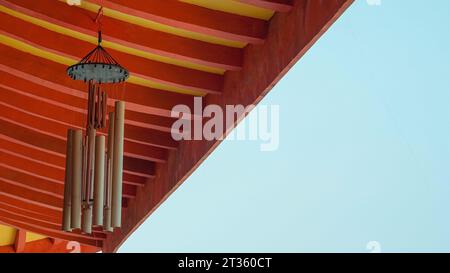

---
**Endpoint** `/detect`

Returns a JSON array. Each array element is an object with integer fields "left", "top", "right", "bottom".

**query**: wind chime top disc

[
  {"left": 67, "top": 63, "right": 129, "bottom": 84},
  {"left": 67, "top": 43, "right": 129, "bottom": 84}
]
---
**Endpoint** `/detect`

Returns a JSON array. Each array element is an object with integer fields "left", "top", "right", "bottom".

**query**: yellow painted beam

[
  {"left": 0, "top": 224, "right": 16, "bottom": 246},
  {"left": 80, "top": 0, "right": 246, "bottom": 48},
  {"left": 26, "top": 232, "right": 47, "bottom": 243},
  {"left": 0, "top": 4, "right": 224, "bottom": 75},
  {"left": 180, "top": 0, "right": 274, "bottom": 20},
  {"left": 0, "top": 224, "right": 48, "bottom": 247},
  {"left": 0, "top": 33, "right": 204, "bottom": 96}
]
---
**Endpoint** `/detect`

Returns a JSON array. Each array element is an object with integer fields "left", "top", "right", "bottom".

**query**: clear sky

[{"left": 119, "top": 0, "right": 450, "bottom": 253}]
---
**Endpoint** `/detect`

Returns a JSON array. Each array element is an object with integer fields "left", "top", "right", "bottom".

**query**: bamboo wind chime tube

[
  {"left": 112, "top": 101, "right": 125, "bottom": 228},
  {"left": 82, "top": 127, "right": 96, "bottom": 234},
  {"left": 103, "top": 112, "right": 115, "bottom": 232},
  {"left": 93, "top": 135, "right": 105, "bottom": 226},
  {"left": 82, "top": 206, "right": 92, "bottom": 234},
  {"left": 62, "top": 130, "right": 74, "bottom": 231},
  {"left": 71, "top": 130, "right": 83, "bottom": 229}
]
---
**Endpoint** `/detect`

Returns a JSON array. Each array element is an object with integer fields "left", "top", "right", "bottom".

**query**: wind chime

[{"left": 62, "top": 8, "right": 129, "bottom": 234}]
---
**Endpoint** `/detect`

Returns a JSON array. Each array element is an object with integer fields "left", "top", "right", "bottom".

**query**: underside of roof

[{"left": 0, "top": 0, "right": 353, "bottom": 252}]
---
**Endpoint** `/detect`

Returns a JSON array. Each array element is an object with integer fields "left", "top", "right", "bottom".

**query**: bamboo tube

[
  {"left": 86, "top": 127, "right": 96, "bottom": 202},
  {"left": 104, "top": 207, "right": 113, "bottom": 232},
  {"left": 103, "top": 112, "right": 115, "bottom": 232},
  {"left": 88, "top": 82, "right": 94, "bottom": 127},
  {"left": 81, "top": 139, "right": 87, "bottom": 207},
  {"left": 71, "top": 130, "right": 83, "bottom": 229},
  {"left": 62, "top": 129, "right": 74, "bottom": 231},
  {"left": 102, "top": 91, "right": 107, "bottom": 128},
  {"left": 93, "top": 135, "right": 105, "bottom": 226},
  {"left": 82, "top": 207, "right": 92, "bottom": 234},
  {"left": 80, "top": 127, "right": 96, "bottom": 233},
  {"left": 111, "top": 101, "right": 125, "bottom": 227}
]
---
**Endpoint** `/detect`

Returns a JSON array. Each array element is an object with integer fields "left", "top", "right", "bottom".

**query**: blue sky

[{"left": 119, "top": 0, "right": 450, "bottom": 253}]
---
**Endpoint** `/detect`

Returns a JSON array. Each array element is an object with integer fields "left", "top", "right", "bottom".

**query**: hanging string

[{"left": 94, "top": 6, "right": 103, "bottom": 34}]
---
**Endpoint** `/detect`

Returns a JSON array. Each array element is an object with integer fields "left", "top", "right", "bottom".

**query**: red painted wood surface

[
  {"left": 0, "top": 237, "right": 100, "bottom": 253},
  {"left": 101, "top": 0, "right": 354, "bottom": 252},
  {"left": 1, "top": 0, "right": 244, "bottom": 71},
  {"left": 0, "top": 0, "right": 353, "bottom": 251}
]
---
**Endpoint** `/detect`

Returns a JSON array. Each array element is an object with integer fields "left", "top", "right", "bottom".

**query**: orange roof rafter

[
  {"left": 0, "top": 178, "right": 62, "bottom": 210},
  {"left": 0, "top": 11, "right": 225, "bottom": 94},
  {"left": 0, "top": 204, "right": 105, "bottom": 236},
  {"left": 101, "top": 0, "right": 355, "bottom": 253},
  {"left": 0, "top": 164, "right": 137, "bottom": 203},
  {"left": 0, "top": 236, "right": 100, "bottom": 253},
  {"left": 13, "top": 228, "right": 26, "bottom": 252},
  {"left": 0, "top": 193, "right": 61, "bottom": 219},
  {"left": 0, "top": 71, "right": 177, "bottom": 134},
  {"left": 179, "top": 0, "right": 275, "bottom": 20},
  {"left": 0, "top": 150, "right": 147, "bottom": 192},
  {"left": 0, "top": 0, "right": 354, "bottom": 252},
  {"left": 0, "top": 138, "right": 151, "bottom": 189},
  {"left": 85, "top": 0, "right": 268, "bottom": 44},
  {"left": 0, "top": 64, "right": 196, "bottom": 119},
  {"left": 0, "top": 86, "right": 178, "bottom": 151},
  {"left": 0, "top": 218, "right": 103, "bottom": 247},
  {"left": 237, "top": 0, "right": 293, "bottom": 12},
  {"left": 0, "top": 171, "right": 129, "bottom": 212},
  {"left": 0, "top": 32, "right": 219, "bottom": 95},
  {"left": 0, "top": 201, "right": 61, "bottom": 224},
  {"left": 0, "top": 119, "right": 162, "bottom": 177},
  {"left": 0, "top": 0, "right": 243, "bottom": 73},
  {"left": 0, "top": 123, "right": 166, "bottom": 168}
]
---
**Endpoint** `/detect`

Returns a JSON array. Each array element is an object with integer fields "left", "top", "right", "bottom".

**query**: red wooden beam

[
  {"left": 237, "top": 0, "right": 293, "bottom": 12},
  {"left": 49, "top": 238, "right": 64, "bottom": 246},
  {"left": 0, "top": 150, "right": 64, "bottom": 183},
  {"left": 101, "top": 0, "right": 354, "bottom": 252},
  {"left": 0, "top": 163, "right": 137, "bottom": 204},
  {"left": 0, "top": 237, "right": 100, "bottom": 253},
  {"left": 1, "top": 209, "right": 65, "bottom": 233},
  {"left": 0, "top": 151, "right": 139, "bottom": 198},
  {"left": 0, "top": 63, "right": 195, "bottom": 120},
  {"left": 87, "top": 0, "right": 267, "bottom": 44},
  {"left": 0, "top": 149, "right": 149, "bottom": 189},
  {"left": 0, "top": 86, "right": 178, "bottom": 151},
  {"left": 0, "top": 137, "right": 154, "bottom": 187},
  {"left": 14, "top": 229, "right": 26, "bottom": 253},
  {"left": 0, "top": 176, "right": 132, "bottom": 229},
  {"left": 123, "top": 173, "right": 150, "bottom": 187},
  {"left": 1, "top": 0, "right": 243, "bottom": 71},
  {"left": 0, "top": 20, "right": 224, "bottom": 95},
  {"left": 0, "top": 201, "right": 61, "bottom": 224},
  {"left": 0, "top": 208, "right": 62, "bottom": 231},
  {"left": 0, "top": 190, "right": 128, "bottom": 225},
  {"left": 0, "top": 209, "right": 107, "bottom": 239},
  {"left": 123, "top": 157, "right": 156, "bottom": 178},
  {"left": 0, "top": 112, "right": 167, "bottom": 165},
  {"left": 0, "top": 178, "right": 62, "bottom": 209},
  {"left": 0, "top": 135, "right": 65, "bottom": 167},
  {"left": 0, "top": 218, "right": 103, "bottom": 247},
  {"left": 123, "top": 184, "right": 138, "bottom": 199},
  {"left": 0, "top": 71, "right": 177, "bottom": 134},
  {"left": 0, "top": 119, "right": 160, "bottom": 178},
  {"left": 0, "top": 45, "right": 198, "bottom": 118},
  {"left": 0, "top": 192, "right": 61, "bottom": 219},
  {"left": 0, "top": 165, "right": 63, "bottom": 196}
]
